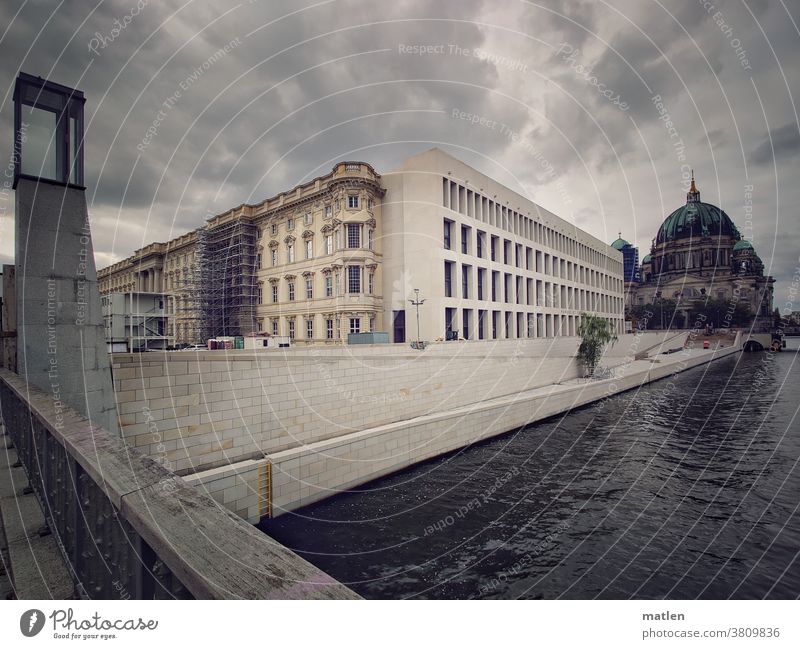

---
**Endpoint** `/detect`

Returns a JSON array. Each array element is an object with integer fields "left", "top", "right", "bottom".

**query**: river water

[{"left": 262, "top": 344, "right": 800, "bottom": 599}]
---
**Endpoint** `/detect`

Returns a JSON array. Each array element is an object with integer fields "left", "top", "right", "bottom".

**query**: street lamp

[{"left": 408, "top": 288, "right": 425, "bottom": 347}]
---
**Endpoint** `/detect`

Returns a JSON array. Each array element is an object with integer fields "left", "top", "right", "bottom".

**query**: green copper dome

[
  {"left": 733, "top": 239, "right": 753, "bottom": 251},
  {"left": 656, "top": 201, "right": 740, "bottom": 244},
  {"left": 611, "top": 237, "right": 630, "bottom": 250},
  {"left": 642, "top": 254, "right": 652, "bottom": 264}
]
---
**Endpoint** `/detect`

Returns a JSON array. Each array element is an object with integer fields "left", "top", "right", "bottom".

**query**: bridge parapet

[{"left": 0, "top": 367, "right": 357, "bottom": 599}]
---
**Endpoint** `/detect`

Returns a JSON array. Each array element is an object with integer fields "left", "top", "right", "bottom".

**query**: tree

[
  {"left": 629, "top": 300, "right": 678, "bottom": 330},
  {"left": 686, "top": 297, "right": 752, "bottom": 329},
  {"left": 577, "top": 313, "right": 618, "bottom": 377}
]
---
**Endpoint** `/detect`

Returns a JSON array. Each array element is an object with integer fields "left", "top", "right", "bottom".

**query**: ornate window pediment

[
  {"left": 366, "top": 218, "right": 377, "bottom": 229},
  {"left": 302, "top": 230, "right": 315, "bottom": 240},
  {"left": 321, "top": 267, "right": 332, "bottom": 275},
  {"left": 320, "top": 224, "right": 334, "bottom": 234},
  {"left": 284, "top": 274, "right": 297, "bottom": 281},
  {"left": 302, "top": 270, "right": 315, "bottom": 278},
  {"left": 268, "top": 240, "right": 279, "bottom": 249},
  {"left": 284, "top": 234, "right": 296, "bottom": 244},
  {"left": 268, "top": 277, "right": 280, "bottom": 285}
]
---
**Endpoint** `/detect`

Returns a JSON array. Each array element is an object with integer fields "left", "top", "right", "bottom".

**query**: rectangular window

[
  {"left": 347, "top": 223, "right": 361, "bottom": 248},
  {"left": 272, "top": 285, "right": 278, "bottom": 303},
  {"left": 288, "top": 244, "right": 295, "bottom": 263},
  {"left": 257, "top": 252, "right": 262, "bottom": 269},
  {"left": 477, "top": 268, "right": 484, "bottom": 300},
  {"left": 272, "top": 320, "right": 278, "bottom": 336},
  {"left": 306, "top": 240, "right": 313, "bottom": 259},
  {"left": 461, "top": 225, "right": 470, "bottom": 254},
  {"left": 325, "top": 234, "right": 333, "bottom": 255},
  {"left": 477, "top": 230, "right": 485, "bottom": 258},
  {"left": 504, "top": 239, "right": 510, "bottom": 264},
  {"left": 325, "top": 275, "right": 333, "bottom": 297},
  {"left": 325, "top": 205, "right": 332, "bottom": 218},
  {"left": 348, "top": 195, "right": 359, "bottom": 209},
  {"left": 288, "top": 320, "right": 295, "bottom": 339},
  {"left": 348, "top": 266, "right": 361, "bottom": 293},
  {"left": 491, "top": 235, "right": 498, "bottom": 261},
  {"left": 443, "top": 219, "right": 452, "bottom": 250},
  {"left": 306, "top": 278, "right": 313, "bottom": 299},
  {"left": 326, "top": 318, "right": 334, "bottom": 339},
  {"left": 257, "top": 284, "right": 263, "bottom": 304},
  {"left": 444, "top": 261, "right": 453, "bottom": 297},
  {"left": 367, "top": 229, "right": 374, "bottom": 250},
  {"left": 368, "top": 272, "right": 374, "bottom": 294},
  {"left": 462, "top": 265, "right": 470, "bottom": 299},
  {"left": 368, "top": 198, "right": 374, "bottom": 210},
  {"left": 287, "top": 218, "right": 294, "bottom": 230},
  {"left": 271, "top": 249, "right": 277, "bottom": 266},
  {"left": 306, "top": 318, "right": 313, "bottom": 339},
  {"left": 349, "top": 317, "right": 361, "bottom": 334},
  {"left": 304, "top": 212, "right": 312, "bottom": 225},
  {"left": 270, "top": 223, "right": 277, "bottom": 235},
  {"left": 288, "top": 282, "right": 295, "bottom": 301}
]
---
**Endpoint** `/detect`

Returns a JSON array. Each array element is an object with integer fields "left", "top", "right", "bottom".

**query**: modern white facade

[{"left": 380, "top": 149, "right": 624, "bottom": 343}]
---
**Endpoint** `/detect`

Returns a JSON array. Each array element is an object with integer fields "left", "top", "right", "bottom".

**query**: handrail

[{"left": 0, "top": 367, "right": 357, "bottom": 600}]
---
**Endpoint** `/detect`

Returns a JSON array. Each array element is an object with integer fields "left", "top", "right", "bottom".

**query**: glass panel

[{"left": 21, "top": 105, "right": 57, "bottom": 179}]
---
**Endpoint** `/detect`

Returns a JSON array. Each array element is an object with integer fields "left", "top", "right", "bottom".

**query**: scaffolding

[
  {"left": 170, "top": 229, "right": 207, "bottom": 344},
  {"left": 198, "top": 216, "right": 258, "bottom": 340}
]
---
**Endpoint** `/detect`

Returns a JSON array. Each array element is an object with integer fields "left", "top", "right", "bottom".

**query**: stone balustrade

[{"left": 0, "top": 367, "right": 357, "bottom": 599}]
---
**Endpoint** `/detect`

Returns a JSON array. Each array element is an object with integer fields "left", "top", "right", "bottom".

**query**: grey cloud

[{"left": 751, "top": 123, "right": 800, "bottom": 165}]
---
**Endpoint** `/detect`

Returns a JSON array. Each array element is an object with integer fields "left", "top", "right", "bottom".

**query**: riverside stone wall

[{"left": 111, "top": 331, "right": 687, "bottom": 521}]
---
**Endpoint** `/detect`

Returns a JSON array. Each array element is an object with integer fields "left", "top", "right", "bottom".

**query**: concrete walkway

[{"left": 0, "top": 420, "right": 74, "bottom": 599}]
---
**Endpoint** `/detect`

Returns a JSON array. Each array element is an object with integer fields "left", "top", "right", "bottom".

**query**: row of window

[
  {"left": 444, "top": 307, "right": 622, "bottom": 340},
  {"left": 649, "top": 249, "right": 732, "bottom": 272},
  {"left": 442, "top": 177, "right": 620, "bottom": 272},
  {"left": 443, "top": 261, "right": 622, "bottom": 313},
  {"left": 257, "top": 224, "right": 374, "bottom": 268},
  {"left": 258, "top": 315, "right": 375, "bottom": 339},
  {"left": 257, "top": 267, "right": 376, "bottom": 303},
  {"left": 259, "top": 196, "right": 375, "bottom": 237},
  {"left": 444, "top": 219, "right": 622, "bottom": 292}
]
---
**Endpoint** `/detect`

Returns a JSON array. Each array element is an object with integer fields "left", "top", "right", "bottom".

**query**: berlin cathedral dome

[{"left": 629, "top": 174, "right": 774, "bottom": 329}]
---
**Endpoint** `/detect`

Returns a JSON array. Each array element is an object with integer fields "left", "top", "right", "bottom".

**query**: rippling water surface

[{"left": 262, "top": 346, "right": 800, "bottom": 599}]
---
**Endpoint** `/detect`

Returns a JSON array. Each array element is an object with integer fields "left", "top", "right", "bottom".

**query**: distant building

[
  {"left": 101, "top": 292, "right": 171, "bottom": 352},
  {"left": 99, "top": 149, "right": 626, "bottom": 345},
  {"left": 610, "top": 234, "right": 639, "bottom": 309},
  {"left": 632, "top": 174, "right": 774, "bottom": 329}
]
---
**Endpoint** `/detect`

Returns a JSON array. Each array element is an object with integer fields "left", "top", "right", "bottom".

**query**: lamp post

[{"left": 409, "top": 288, "right": 425, "bottom": 347}]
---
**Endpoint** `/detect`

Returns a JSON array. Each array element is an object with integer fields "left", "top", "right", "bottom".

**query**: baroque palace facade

[{"left": 99, "top": 149, "right": 625, "bottom": 345}]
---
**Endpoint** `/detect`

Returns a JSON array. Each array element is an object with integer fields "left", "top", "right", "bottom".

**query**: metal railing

[{"left": 0, "top": 367, "right": 357, "bottom": 600}]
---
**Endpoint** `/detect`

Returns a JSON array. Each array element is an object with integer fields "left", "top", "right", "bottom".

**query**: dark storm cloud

[{"left": 0, "top": 0, "right": 798, "bottom": 307}]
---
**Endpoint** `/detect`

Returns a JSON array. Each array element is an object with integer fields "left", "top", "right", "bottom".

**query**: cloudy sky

[{"left": 1, "top": 0, "right": 797, "bottom": 307}]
